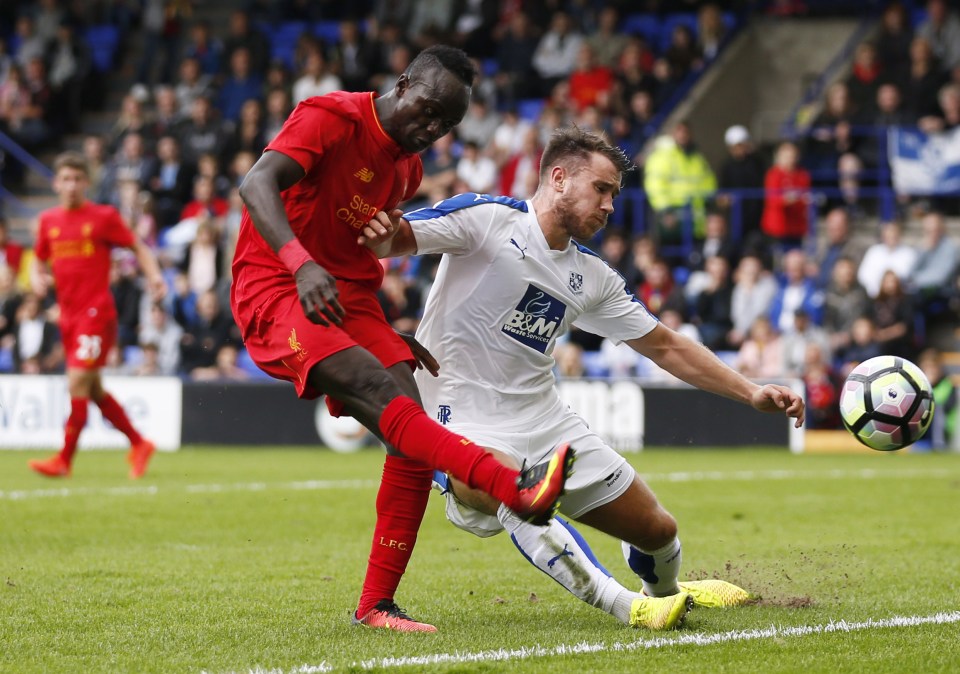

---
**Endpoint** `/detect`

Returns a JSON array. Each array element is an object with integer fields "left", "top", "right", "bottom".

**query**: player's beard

[{"left": 556, "top": 197, "right": 602, "bottom": 242}]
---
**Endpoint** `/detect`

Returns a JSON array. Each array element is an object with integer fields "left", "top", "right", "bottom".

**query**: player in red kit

[
  {"left": 232, "top": 45, "right": 574, "bottom": 632},
  {"left": 28, "top": 152, "right": 167, "bottom": 480}
]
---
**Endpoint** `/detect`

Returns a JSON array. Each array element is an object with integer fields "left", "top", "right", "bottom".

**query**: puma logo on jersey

[
  {"left": 509, "top": 238, "right": 527, "bottom": 259},
  {"left": 354, "top": 167, "right": 375, "bottom": 183}
]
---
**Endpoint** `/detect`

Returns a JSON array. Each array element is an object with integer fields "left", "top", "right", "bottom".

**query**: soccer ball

[{"left": 839, "top": 355, "right": 935, "bottom": 451}]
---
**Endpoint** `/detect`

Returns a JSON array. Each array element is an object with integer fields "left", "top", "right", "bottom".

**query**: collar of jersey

[
  {"left": 366, "top": 92, "right": 408, "bottom": 159},
  {"left": 527, "top": 200, "right": 572, "bottom": 256}
]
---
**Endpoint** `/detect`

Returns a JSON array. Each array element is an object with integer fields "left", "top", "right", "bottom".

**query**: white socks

[
  {"left": 498, "top": 504, "right": 641, "bottom": 624},
  {"left": 621, "top": 537, "right": 682, "bottom": 597}
]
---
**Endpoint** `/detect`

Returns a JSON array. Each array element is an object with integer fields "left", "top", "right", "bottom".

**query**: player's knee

[{"left": 648, "top": 509, "right": 678, "bottom": 546}]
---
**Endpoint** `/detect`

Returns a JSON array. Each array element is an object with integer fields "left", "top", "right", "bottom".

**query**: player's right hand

[
  {"left": 295, "top": 261, "right": 345, "bottom": 327},
  {"left": 358, "top": 209, "right": 403, "bottom": 248}
]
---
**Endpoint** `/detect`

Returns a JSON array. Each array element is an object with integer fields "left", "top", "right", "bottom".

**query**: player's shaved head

[
  {"left": 405, "top": 45, "right": 476, "bottom": 87},
  {"left": 539, "top": 126, "right": 633, "bottom": 180}
]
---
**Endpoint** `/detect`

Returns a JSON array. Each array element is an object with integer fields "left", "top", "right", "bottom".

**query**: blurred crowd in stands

[{"left": 0, "top": 0, "right": 957, "bottom": 442}]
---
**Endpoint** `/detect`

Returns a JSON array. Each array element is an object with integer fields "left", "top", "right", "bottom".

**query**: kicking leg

[
  {"left": 89, "top": 372, "right": 155, "bottom": 479},
  {"left": 28, "top": 367, "right": 96, "bottom": 478}
]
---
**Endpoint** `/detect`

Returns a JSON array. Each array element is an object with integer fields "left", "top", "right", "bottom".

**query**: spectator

[
  {"left": 553, "top": 340, "right": 585, "bottom": 378},
  {"left": 456, "top": 96, "right": 502, "bottom": 148},
  {"left": 83, "top": 134, "right": 109, "bottom": 204},
  {"left": 532, "top": 11, "right": 583, "bottom": 96},
  {"left": 177, "top": 96, "right": 227, "bottom": 168},
  {"left": 845, "top": 42, "right": 883, "bottom": 114},
  {"left": 217, "top": 46, "right": 264, "bottom": 123},
  {"left": 717, "top": 124, "right": 765, "bottom": 245},
  {"left": 760, "top": 140, "right": 811, "bottom": 252},
  {"left": 839, "top": 316, "right": 882, "bottom": 378},
  {"left": 870, "top": 270, "right": 915, "bottom": 358},
  {"left": 179, "top": 288, "right": 237, "bottom": 375},
  {"left": 814, "top": 207, "right": 860, "bottom": 290},
  {"left": 455, "top": 141, "right": 497, "bottom": 194},
  {"left": 190, "top": 343, "right": 250, "bottom": 382},
  {"left": 909, "top": 210, "right": 960, "bottom": 312},
  {"left": 664, "top": 24, "right": 702, "bottom": 80},
  {"left": 12, "top": 15, "right": 49, "bottom": 69},
  {"left": 0, "top": 217, "right": 24, "bottom": 278},
  {"left": 11, "top": 292, "right": 62, "bottom": 373},
  {"left": 598, "top": 228, "right": 639, "bottom": 283},
  {"left": 131, "top": 342, "right": 163, "bottom": 376},
  {"left": 107, "top": 92, "right": 155, "bottom": 155},
  {"left": 493, "top": 10, "right": 539, "bottom": 106},
  {"left": 100, "top": 132, "right": 157, "bottom": 207},
  {"left": 151, "top": 85, "right": 184, "bottom": 139},
  {"left": 698, "top": 3, "right": 728, "bottom": 61},
  {"left": 148, "top": 134, "right": 195, "bottom": 229},
  {"left": 643, "top": 121, "right": 717, "bottom": 249},
  {"left": 917, "top": 348, "right": 957, "bottom": 451},
  {"left": 46, "top": 19, "right": 91, "bottom": 135},
  {"left": 734, "top": 316, "right": 783, "bottom": 379},
  {"left": 330, "top": 19, "right": 375, "bottom": 93},
  {"left": 896, "top": 37, "right": 946, "bottom": 119},
  {"left": 806, "top": 82, "right": 858, "bottom": 174},
  {"left": 730, "top": 254, "right": 778, "bottom": 348},
  {"left": 692, "top": 255, "right": 734, "bottom": 352},
  {"left": 875, "top": 1, "right": 913, "bottom": 71},
  {"left": 109, "top": 256, "right": 144, "bottom": 349},
  {"left": 173, "top": 56, "right": 214, "bottom": 115},
  {"left": 263, "top": 87, "right": 292, "bottom": 144},
  {"left": 857, "top": 220, "right": 917, "bottom": 298},
  {"left": 117, "top": 179, "right": 158, "bottom": 249},
  {"left": 917, "top": 0, "right": 960, "bottom": 71},
  {"left": 136, "top": 0, "right": 191, "bottom": 86},
  {"left": 568, "top": 43, "right": 613, "bottom": 113},
  {"left": 585, "top": 6, "right": 629, "bottom": 70},
  {"left": 687, "top": 210, "right": 738, "bottom": 272},
  {"left": 378, "top": 268, "right": 422, "bottom": 335},
  {"left": 181, "top": 20, "right": 222, "bottom": 78},
  {"left": 139, "top": 302, "right": 183, "bottom": 375},
  {"left": 920, "top": 82, "right": 960, "bottom": 132},
  {"left": 222, "top": 9, "right": 270, "bottom": 76},
  {"left": 801, "top": 342, "right": 840, "bottom": 429},
  {"left": 769, "top": 248, "right": 824, "bottom": 334},
  {"left": 0, "top": 265, "right": 22, "bottom": 345},
  {"left": 635, "top": 258, "right": 685, "bottom": 318},
  {"left": 407, "top": 0, "right": 457, "bottom": 49},
  {"left": 413, "top": 132, "right": 458, "bottom": 206},
  {"left": 858, "top": 83, "right": 914, "bottom": 167},
  {"left": 291, "top": 46, "right": 342, "bottom": 104},
  {"left": 613, "top": 39, "right": 658, "bottom": 119},
  {"left": 781, "top": 309, "right": 831, "bottom": 377},
  {"left": 10, "top": 58, "right": 53, "bottom": 153},
  {"left": 490, "top": 108, "right": 533, "bottom": 164},
  {"left": 824, "top": 256, "right": 870, "bottom": 357},
  {"left": 179, "top": 217, "right": 225, "bottom": 296},
  {"left": 498, "top": 125, "right": 542, "bottom": 200}
]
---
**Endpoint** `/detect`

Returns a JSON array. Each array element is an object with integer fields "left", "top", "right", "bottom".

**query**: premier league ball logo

[{"left": 569, "top": 271, "right": 583, "bottom": 294}]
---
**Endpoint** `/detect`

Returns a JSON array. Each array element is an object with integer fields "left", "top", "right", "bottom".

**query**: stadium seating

[{"left": 84, "top": 25, "right": 121, "bottom": 72}]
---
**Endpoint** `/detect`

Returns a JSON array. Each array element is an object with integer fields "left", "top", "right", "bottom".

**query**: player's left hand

[
  {"left": 751, "top": 384, "right": 805, "bottom": 428},
  {"left": 396, "top": 331, "right": 440, "bottom": 377}
]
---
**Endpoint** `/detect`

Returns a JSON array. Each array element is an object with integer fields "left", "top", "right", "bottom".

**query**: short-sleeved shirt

[
  {"left": 34, "top": 202, "right": 134, "bottom": 323},
  {"left": 231, "top": 91, "right": 423, "bottom": 300},
  {"left": 406, "top": 193, "right": 659, "bottom": 426}
]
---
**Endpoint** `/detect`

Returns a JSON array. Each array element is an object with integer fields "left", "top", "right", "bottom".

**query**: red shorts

[
  {"left": 60, "top": 313, "right": 117, "bottom": 370},
  {"left": 232, "top": 274, "right": 414, "bottom": 410}
]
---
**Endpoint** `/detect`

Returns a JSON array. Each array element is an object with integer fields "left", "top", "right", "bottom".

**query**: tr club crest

[{"left": 569, "top": 271, "right": 583, "bottom": 294}]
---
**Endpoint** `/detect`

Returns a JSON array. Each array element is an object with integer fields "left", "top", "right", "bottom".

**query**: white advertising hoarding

[
  {"left": 556, "top": 379, "right": 645, "bottom": 452},
  {"left": 0, "top": 376, "right": 182, "bottom": 451}
]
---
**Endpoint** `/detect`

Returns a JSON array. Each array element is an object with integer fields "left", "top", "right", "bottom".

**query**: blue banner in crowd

[{"left": 888, "top": 127, "right": 960, "bottom": 195}]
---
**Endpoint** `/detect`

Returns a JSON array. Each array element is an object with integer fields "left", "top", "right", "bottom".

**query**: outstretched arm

[
  {"left": 132, "top": 238, "right": 167, "bottom": 301},
  {"left": 626, "top": 324, "right": 805, "bottom": 427},
  {"left": 239, "top": 150, "right": 344, "bottom": 326}
]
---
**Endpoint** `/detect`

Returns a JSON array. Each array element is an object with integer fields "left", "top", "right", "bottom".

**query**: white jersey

[{"left": 407, "top": 193, "right": 658, "bottom": 428}]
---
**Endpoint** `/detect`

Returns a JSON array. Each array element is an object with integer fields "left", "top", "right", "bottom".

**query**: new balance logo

[
  {"left": 354, "top": 167, "right": 375, "bottom": 183},
  {"left": 547, "top": 545, "right": 574, "bottom": 568}
]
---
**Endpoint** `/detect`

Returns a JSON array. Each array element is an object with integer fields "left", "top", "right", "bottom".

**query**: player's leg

[
  {"left": 29, "top": 366, "right": 96, "bottom": 477},
  {"left": 576, "top": 478, "right": 756, "bottom": 609},
  {"left": 89, "top": 371, "right": 156, "bottom": 479},
  {"left": 306, "top": 346, "right": 571, "bottom": 524},
  {"left": 350, "top": 362, "right": 436, "bottom": 632},
  {"left": 439, "top": 449, "right": 645, "bottom": 627}
]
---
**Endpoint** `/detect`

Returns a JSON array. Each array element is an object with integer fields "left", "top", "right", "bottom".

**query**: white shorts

[{"left": 442, "top": 404, "right": 635, "bottom": 536}]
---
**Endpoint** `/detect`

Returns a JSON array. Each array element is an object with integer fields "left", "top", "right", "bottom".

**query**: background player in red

[
  {"left": 232, "top": 45, "right": 573, "bottom": 632},
  {"left": 28, "top": 152, "right": 167, "bottom": 480}
]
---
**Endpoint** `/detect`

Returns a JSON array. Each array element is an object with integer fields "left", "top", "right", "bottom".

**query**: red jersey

[
  {"left": 232, "top": 91, "right": 423, "bottom": 295},
  {"left": 34, "top": 202, "right": 135, "bottom": 322}
]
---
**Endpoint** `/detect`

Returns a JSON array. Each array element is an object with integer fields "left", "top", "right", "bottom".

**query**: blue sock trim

[
  {"left": 431, "top": 470, "right": 449, "bottom": 494},
  {"left": 556, "top": 517, "right": 612, "bottom": 577}
]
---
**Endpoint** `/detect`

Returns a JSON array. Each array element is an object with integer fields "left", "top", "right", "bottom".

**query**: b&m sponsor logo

[{"left": 501, "top": 285, "right": 565, "bottom": 353}]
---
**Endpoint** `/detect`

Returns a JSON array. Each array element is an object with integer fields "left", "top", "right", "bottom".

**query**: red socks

[
  {"left": 59, "top": 398, "right": 88, "bottom": 463},
  {"left": 96, "top": 394, "right": 143, "bottom": 445},
  {"left": 378, "top": 396, "right": 522, "bottom": 510},
  {"left": 356, "top": 454, "right": 433, "bottom": 617}
]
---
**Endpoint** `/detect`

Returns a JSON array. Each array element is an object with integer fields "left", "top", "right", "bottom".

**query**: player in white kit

[{"left": 361, "top": 127, "right": 806, "bottom": 630}]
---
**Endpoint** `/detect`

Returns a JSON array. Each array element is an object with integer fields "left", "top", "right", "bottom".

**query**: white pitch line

[
  {"left": 235, "top": 611, "right": 960, "bottom": 674},
  {"left": 1, "top": 468, "right": 956, "bottom": 501}
]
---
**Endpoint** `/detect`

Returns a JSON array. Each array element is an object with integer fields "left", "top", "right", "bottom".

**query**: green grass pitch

[{"left": 2, "top": 447, "right": 959, "bottom": 673}]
